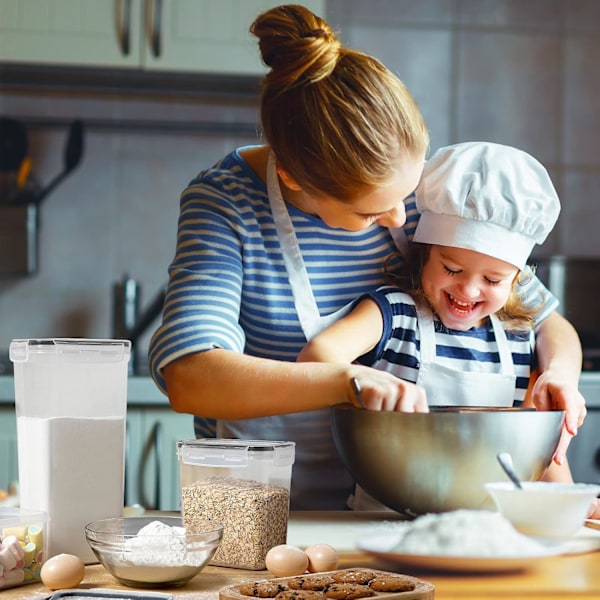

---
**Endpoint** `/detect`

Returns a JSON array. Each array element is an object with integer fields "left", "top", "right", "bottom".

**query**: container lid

[
  {"left": 0, "top": 507, "right": 47, "bottom": 525},
  {"left": 9, "top": 338, "right": 131, "bottom": 363},
  {"left": 177, "top": 439, "right": 295, "bottom": 467}
]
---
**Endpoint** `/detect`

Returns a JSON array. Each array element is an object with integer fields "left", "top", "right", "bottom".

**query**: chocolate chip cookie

[
  {"left": 275, "top": 591, "right": 326, "bottom": 600},
  {"left": 288, "top": 575, "right": 336, "bottom": 590},
  {"left": 323, "top": 583, "right": 375, "bottom": 600},
  {"left": 331, "top": 570, "right": 377, "bottom": 585},
  {"left": 239, "top": 581, "right": 289, "bottom": 597},
  {"left": 368, "top": 576, "right": 416, "bottom": 592}
]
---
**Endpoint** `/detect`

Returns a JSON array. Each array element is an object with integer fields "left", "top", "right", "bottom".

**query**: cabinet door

[
  {"left": 126, "top": 408, "right": 194, "bottom": 511},
  {"left": 0, "top": 407, "right": 18, "bottom": 493},
  {"left": 0, "top": 0, "right": 324, "bottom": 74},
  {"left": 0, "top": 0, "right": 143, "bottom": 67},
  {"left": 145, "top": 0, "right": 325, "bottom": 74}
]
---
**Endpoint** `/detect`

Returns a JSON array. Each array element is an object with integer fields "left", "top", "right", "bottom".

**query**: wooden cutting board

[{"left": 219, "top": 568, "right": 434, "bottom": 600}]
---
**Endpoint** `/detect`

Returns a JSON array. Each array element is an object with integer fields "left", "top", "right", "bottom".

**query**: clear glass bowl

[{"left": 84, "top": 516, "right": 223, "bottom": 588}]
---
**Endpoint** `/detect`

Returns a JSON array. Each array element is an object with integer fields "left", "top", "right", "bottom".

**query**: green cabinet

[
  {"left": 0, "top": 406, "right": 18, "bottom": 493},
  {"left": 125, "top": 407, "right": 193, "bottom": 511}
]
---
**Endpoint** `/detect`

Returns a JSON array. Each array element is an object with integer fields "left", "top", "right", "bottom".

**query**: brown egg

[
  {"left": 40, "top": 553, "right": 85, "bottom": 590},
  {"left": 265, "top": 544, "right": 309, "bottom": 577},
  {"left": 305, "top": 543, "right": 339, "bottom": 572}
]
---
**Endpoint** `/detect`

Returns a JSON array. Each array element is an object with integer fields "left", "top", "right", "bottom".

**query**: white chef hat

[{"left": 413, "top": 142, "right": 560, "bottom": 269}]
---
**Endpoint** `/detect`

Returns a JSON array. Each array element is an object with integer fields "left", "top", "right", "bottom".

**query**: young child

[{"left": 298, "top": 141, "right": 571, "bottom": 506}]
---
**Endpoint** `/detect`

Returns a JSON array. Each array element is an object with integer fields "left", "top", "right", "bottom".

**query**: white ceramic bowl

[
  {"left": 84, "top": 516, "right": 223, "bottom": 588},
  {"left": 485, "top": 481, "right": 600, "bottom": 541}
]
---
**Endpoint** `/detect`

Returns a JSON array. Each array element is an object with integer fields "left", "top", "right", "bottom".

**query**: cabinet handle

[
  {"left": 117, "top": 0, "right": 132, "bottom": 56},
  {"left": 124, "top": 419, "right": 130, "bottom": 504},
  {"left": 153, "top": 421, "right": 163, "bottom": 509},
  {"left": 149, "top": 0, "right": 163, "bottom": 58},
  {"left": 138, "top": 420, "right": 163, "bottom": 509}
]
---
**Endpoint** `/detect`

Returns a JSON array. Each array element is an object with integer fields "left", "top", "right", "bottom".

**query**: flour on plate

[{"left": 380, "top": 510, "right": 549, "bottom": 557}]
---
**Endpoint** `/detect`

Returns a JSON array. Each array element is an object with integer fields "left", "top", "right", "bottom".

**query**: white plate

[{"left": 357, "top": 532, "right": 560, "bottom": 573}]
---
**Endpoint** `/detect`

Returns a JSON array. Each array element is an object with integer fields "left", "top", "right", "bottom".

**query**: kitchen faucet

[{"left": 112, "top": 276, "right": 167, "bottom": 374}]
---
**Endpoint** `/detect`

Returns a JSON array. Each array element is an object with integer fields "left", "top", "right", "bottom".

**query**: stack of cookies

[{"left": 220, "top": 568, "right": 434, "bottom": 600}]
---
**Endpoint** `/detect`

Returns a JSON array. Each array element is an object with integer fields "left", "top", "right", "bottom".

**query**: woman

[{"left": 149, "top": 4, "right": 585, "bottom": 510}]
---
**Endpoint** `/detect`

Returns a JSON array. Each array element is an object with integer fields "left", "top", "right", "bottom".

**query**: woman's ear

[{"left": 276, "top": 166, "right": 302, "bottom": 191}]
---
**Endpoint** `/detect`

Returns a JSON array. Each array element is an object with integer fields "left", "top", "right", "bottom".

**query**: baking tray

[{"left": 46, "top": 590, "right": 174, "bottom": 600}]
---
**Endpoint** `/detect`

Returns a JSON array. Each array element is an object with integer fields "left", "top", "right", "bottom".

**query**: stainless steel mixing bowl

[{"left": 330, "top": 406, "right": 564, "bottom": 516}]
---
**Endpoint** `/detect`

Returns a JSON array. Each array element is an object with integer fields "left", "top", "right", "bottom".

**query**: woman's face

[
  {"left": 279, "top": 154, "right": 424, "bottom": 230},
  {"left": 421, "top": 245, "right": 519, "bottom": 330}
]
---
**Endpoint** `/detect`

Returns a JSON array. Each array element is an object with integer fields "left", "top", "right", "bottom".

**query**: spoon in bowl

[{"left": 497, "top": 452, "right": 523, "bottom": 489}]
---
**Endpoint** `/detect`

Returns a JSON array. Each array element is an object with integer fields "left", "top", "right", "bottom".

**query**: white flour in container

[
  {"left": 17, "top": 415, "right": 125, "bottom": 563},
  {"left": 378, "top": 510, "right": 549, "bottom": 557}
]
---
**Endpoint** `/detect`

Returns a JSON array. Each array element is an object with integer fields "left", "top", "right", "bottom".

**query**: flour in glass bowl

[
  {"left": 109, "top": 520, "right": 213, "bottom": 585},
  {"left": 121, "top": 520, "right": 191, "bottom": 565},
  {"left": 378, "top": 510, "right": 550, "bottom": 557}
]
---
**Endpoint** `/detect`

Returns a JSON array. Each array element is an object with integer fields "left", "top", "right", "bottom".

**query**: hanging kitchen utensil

[
  {"left": 0, "top": 119, "right": 85, "bottom": 275},
  {"left": 34, "top": 119, "right": 84, "bottom": 205},
  {"left": 0, "top": 118, "right": 85, "bottom": 206},
  {"left": 0, "top": 117, "right": 28, "bottom": 172},
  {"left": 0, "top": 117, "right": 33, "bottom": 204}
]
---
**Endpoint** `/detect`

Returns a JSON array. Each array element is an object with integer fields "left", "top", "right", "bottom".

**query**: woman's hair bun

[{"left": 250, "top": 4, "right": 342, "bottom": 87}]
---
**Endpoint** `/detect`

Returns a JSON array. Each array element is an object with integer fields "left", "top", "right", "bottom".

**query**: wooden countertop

[{"left": 3, "top": 512, "right": 600, "bottom": 600}]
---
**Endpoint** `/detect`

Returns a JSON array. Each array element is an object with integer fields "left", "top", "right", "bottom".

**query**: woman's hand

[
  {"left": 347, "top": 367, "right": 428, "bottom": 412},
  {"left": 533, "top": 312, "right": 586, "bottom": 465},
  {"left": 588, "top": 497, "right": 600, "bottom": 520},
  {"left": 530, "top": 370, "right": 587, "bottom": 466}
]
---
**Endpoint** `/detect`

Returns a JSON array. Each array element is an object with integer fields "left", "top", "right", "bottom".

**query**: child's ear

[{"left": 276, "top": 166, "right": 302, "bottom": 191}]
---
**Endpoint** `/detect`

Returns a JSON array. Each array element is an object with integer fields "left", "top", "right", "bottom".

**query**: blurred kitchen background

[
  {"left": 1, "top": 0, "right": 600, "bottom": 369},
  {"left": 1, "top": 0, "right": 600, "bottom": 507}
]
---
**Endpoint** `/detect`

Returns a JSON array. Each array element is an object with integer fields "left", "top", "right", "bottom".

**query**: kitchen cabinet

[
  {"left": 0, "top": 0, "right": 324, "bottom": 75},
  {"left": 0, "top": 406, "right": 18, "bottom": 492},
  {"left": 125, "top": 407, "right": 193, "bottom": 511}
]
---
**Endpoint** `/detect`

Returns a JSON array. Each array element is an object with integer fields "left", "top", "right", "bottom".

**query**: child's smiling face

[{"left": 421, "top": 245, "right": 519, "bottom": 330}]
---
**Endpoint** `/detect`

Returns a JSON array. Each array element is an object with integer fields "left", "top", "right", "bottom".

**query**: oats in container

[{"left": 178, "top": 439, "right": 295, "bottom": 570}]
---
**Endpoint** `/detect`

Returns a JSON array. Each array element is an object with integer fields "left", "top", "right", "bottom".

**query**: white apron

[
  {"left": 265, "top": 152, "right": 354, "bottom": 340},
  {"left": 217, "top": 153, "right": 358, "bottom": 509},
  {"left": 415, "top": 305, "right": 517, "bottom": 407}
]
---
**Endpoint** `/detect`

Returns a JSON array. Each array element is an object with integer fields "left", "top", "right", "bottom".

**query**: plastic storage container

[
  {"left": 0, "top": 508, "right": 47, "bottom": 589},
  {"left": 10, "top": 338, "right": 130, "bottom": 564},
  {"left": 178, "top": 439, "right": 295, "bottom": 570}
]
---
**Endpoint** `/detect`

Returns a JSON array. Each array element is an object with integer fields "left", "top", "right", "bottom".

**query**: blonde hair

[
  {"left": 250, "top": 4, "right": 430, "bottom": 200},
  {"left": 387, "top": 244, "right": 541, "bottom": 331}
]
